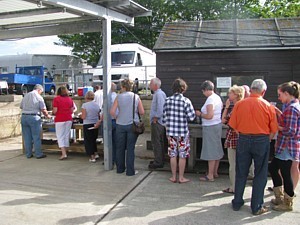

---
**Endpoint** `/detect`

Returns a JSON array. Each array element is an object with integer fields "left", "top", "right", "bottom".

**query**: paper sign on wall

[{"left": 216, "top": 77, "right": 231, "bottom": 88}]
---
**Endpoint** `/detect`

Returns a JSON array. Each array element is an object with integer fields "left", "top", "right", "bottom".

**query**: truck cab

[
  {"left": 92, "top": 43, "right": 156, "bottom": 89},
  {"left": 0, "top": 65, "right": 56, "bottom": 95}
]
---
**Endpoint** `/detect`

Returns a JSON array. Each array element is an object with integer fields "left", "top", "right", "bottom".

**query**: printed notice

[{"left": 217, "top": 77, "right": 231, "bottom": 88}]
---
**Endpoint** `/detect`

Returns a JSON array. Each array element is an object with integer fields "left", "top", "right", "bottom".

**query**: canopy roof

[
  {"left": 154, "top": 17, "right": 300, "bottom": 51},
  {"left": 0, "top": 0, "right": 151, "bottom": 40}
]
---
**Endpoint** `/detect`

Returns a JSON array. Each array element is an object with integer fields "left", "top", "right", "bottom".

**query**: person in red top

[
  {"left": 52, "top": 86, "right": 76, "bottom": 160},
  {"left": 229, "top": 79, "right": 278, "bottom": 215}
]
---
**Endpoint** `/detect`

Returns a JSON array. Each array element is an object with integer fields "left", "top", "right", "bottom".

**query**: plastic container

[
  {"left": 77, "top": 87, "right": 83, "bottom": 96},
  {"left": 83, "top": 86, "right": 93, "bottom": 97}
]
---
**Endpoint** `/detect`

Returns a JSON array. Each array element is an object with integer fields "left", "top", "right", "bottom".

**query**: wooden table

[
  {"left": 39, "top": 123, "right": 102, "bottom": 153},
  {"left": 188, "top": 124, "right": 228, "bottom": 171}
]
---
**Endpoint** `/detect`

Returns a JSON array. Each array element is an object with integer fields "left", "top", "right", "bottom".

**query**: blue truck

[{"left": 0, "top": 65, "right": 56, "bottom": 95}]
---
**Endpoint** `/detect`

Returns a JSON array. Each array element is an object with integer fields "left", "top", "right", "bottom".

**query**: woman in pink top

[{"left": 52, "top": 86, "right": 76, "bottom": 160}]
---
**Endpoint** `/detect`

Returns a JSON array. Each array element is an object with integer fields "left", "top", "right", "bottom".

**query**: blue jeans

[
  {"left": 21, "top": 115, "right": 44, "bottom": 158},
  {"left": 112, "top": 119, "right": 117, "bottom": 165},
  {"left": 232, "top": 134, "right": 270, "bottom": 214},
  {"left": 116, "top": 124, "right": 138, "bottom": 176}
]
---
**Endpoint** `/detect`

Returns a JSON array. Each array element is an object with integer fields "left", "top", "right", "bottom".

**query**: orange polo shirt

[{"left": 228, "top": 94, "right": 278, "bottom": 135}]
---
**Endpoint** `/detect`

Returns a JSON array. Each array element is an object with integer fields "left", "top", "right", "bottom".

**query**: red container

[{"left": 77, "top": 87, "right": 83, "bottom": 96}]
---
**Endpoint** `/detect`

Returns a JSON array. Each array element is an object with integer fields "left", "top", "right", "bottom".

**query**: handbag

[{"left": 132, "top": 94, "right": 145, "bottom": 135}]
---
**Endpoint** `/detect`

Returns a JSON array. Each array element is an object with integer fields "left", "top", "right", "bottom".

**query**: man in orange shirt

[{"left": 229, "top": 79, "right": 278, "bottom": 215}]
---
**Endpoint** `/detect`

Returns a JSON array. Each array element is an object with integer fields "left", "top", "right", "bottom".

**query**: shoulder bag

[{"left": 132, "top": 94, "right": 145, "bottom": 135}]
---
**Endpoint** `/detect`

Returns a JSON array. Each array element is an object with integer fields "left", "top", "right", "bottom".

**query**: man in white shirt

[
  {"left": 94, "top": 85, "right": 103, "bottom": 109},
  {"left": 94, "top": 85, "right": 103, "bottom": 140}
]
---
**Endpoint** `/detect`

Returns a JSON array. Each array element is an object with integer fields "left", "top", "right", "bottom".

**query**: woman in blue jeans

[{"left": 110, "top": 79, "right": 144, "bottom": 176}]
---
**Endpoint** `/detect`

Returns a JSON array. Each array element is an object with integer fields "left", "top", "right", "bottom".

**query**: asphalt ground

[{"left": 0, "top": 132, "right": 299, "bottom": 225}]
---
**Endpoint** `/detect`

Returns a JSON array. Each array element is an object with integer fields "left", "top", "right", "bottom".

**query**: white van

[
  {"left": 92, "top": 43, "right": 156, "bottom": 89},
  {"left": 0, "top": 80, "right": 8, "bottom": 95}
]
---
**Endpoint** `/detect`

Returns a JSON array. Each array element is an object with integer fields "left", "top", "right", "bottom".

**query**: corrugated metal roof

[
  {"left": 154, "top": 17, "right": 300, "bottom": 51},
  {"left": 0, "top": 0, "right": 151, "bottom": 40}
]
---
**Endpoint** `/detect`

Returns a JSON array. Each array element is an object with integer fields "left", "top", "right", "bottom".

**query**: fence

[{"left": 43, "top": 65, "right": 155, "bottom": 96}]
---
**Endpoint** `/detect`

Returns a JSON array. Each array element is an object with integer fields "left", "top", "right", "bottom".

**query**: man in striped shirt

[{"left": 163, "top": 78, "right": 195, "bottom": 183}]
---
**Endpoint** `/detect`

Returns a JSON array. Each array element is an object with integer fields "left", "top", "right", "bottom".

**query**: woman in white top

[{"left": 196, "top": 80, "right": 224, "bottom": 182}]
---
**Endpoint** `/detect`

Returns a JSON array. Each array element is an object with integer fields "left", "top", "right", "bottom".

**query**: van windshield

[{"left": 98, "top": 51, "right": 135, "bottom": 66}]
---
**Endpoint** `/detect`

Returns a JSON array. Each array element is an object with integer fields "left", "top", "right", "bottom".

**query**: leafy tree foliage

[
  {"left": 253, "top": 0, "right": 300, "bottom": 18},
  {"left": 56, "top": 0, "right": 298, "bottom": 65}
]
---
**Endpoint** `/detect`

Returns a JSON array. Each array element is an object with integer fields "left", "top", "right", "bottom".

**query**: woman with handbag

[{"left": 110, "top": 79, "right": 145, "bottom": 176}]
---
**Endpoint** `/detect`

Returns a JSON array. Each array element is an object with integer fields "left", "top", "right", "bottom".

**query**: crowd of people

[{"left": 20, "top": 77, "right": 299, "bottom": 215}]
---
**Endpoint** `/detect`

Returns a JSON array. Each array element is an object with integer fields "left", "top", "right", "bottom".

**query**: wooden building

[{"left": 154, "top": 17, "right": 300, "bottom": 109}]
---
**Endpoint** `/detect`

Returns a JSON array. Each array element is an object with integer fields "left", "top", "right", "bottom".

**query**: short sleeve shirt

[
  {"left": 201, "top": 93, "right": 223, "bottom": 126},
  {"left": 20, "top": 90, "right": 46, "bottom": 114},
  {"left": 82, "top": 101, "right": 101, "bottom": 125},
  {"left": 52, "top": 96, "right": 74, "bottom": 122}
]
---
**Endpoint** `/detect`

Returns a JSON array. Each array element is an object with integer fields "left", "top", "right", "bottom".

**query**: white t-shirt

[
  {"left": 94, "top": 89, "right": 103, "bottom": 109},
  {"left": 201, "top": 93, "right": 223, "bottom": 126}
]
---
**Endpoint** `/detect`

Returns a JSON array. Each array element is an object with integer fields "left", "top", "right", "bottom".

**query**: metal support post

[{"left": 102, "top": 18, "right": 113, "bottom": 170}]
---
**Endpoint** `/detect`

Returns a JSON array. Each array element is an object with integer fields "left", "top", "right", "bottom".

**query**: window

[
  {"left": 0, "top": 67, "right": 8, "bottom": 74},
  {"left": 98, "top": 51, "right": 135, "bottom": 66}
]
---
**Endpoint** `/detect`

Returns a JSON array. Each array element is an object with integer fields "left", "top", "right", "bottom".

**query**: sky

[{"left": 0, "top": 36, "right": 72, "bottom": 56}]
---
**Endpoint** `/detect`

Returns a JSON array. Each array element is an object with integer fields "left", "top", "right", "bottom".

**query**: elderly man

[
  {"left": 148, "top": 78, "right": 167, "bottom": 169},
  {"left": 229, "top": 79, "right": 278, "bottom": 215},
  {"left": 20, "top": 84, "right": 51, "bottom": 159}
]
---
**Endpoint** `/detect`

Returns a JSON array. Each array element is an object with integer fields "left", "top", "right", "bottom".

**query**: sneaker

[
  {"left": 95, "top": 154, "right": 99, "bottom": 159},
  {"left": 36, "top": 154, "right": 47, "bottom": 159},
  {"left": 253, "top": 206, "right": 269, "bottom": 215},
  {"left": 96, "top": 138, "right": 103, "bottom": 143},
  {"left": 135, "top": 170, "right": 139, "bottom": 175},
  {"left": 89, "top": 158, "right": 96, "bottom": 163}
]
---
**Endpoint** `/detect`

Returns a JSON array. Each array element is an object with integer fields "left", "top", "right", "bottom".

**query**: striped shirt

[
  {"left": 275, "top": 99, "right": 300, "bottom": 161},
  {"left": 224, "top": 107, "right": 239, "bottom": 149},
  {"left": 163, "top": 93, "right": 195, "bottom": 137}
]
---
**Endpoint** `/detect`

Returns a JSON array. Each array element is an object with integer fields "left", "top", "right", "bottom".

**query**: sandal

[
  {"left": 253, "top": 206, "right": 269, "bottom": 215},
  {"left": 59, "top": 155, "right": 67, "bottom": 160},
  {"left": 222, "top": 188, "right": 234, "bottom": 194},
  {"left": 199, "top": 175, "right": 214, "bottom": 182}
]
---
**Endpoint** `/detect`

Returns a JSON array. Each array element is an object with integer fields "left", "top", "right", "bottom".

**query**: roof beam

[
  {"left": 96, "top": 0, "right": 130, "bottom": 8},
  {"left": 0, "top": 7, "right": 65, "bottom": 20},
  {"left": 42, "top": 0, "right": 134, "bottom": 24},
  {"left": 129, "top": 0, "right": 152, "bottom": 17},
  {"left": 1, "top": 17, "right": 96, "bottom": 29},
  {"left": 274, "top": 18, "right": 285, "bottom": 46},
  {"left": 0, "top": 20, "right": 102, "bottom": 40}
]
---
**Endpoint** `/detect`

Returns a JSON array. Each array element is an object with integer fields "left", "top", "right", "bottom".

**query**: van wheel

[{"left": 49, "top": 87, "right": 55, "bottom": 95}]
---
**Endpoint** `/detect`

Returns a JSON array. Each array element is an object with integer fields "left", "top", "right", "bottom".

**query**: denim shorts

[{"left": 168, "top": 135, "right": 190, "bottom": 158}]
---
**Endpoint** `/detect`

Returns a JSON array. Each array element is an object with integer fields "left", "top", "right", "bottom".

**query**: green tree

[
  {"left": 57, "top": 0, "right": 295, "bottom": 65},
  {"left": 253, "top": 0, "right": 300, "bottom": 18}
]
